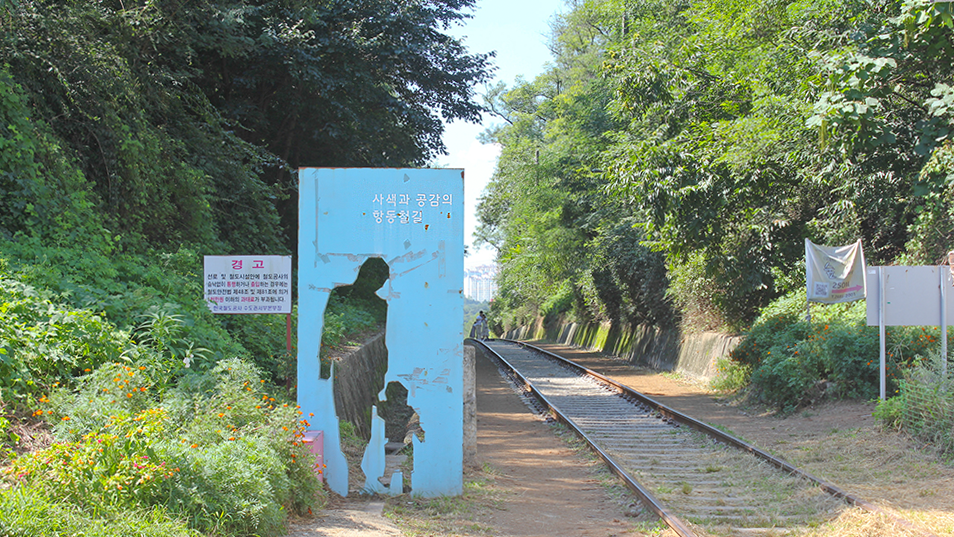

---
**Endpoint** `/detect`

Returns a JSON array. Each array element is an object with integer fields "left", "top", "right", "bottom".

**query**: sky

[{"left": 436, "top": 0, "right": 566, "bottom": 271}]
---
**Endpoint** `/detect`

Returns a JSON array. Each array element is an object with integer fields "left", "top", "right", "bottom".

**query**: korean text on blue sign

[{"left": 204, "top": 255, "right": 292, "bottom": 314}]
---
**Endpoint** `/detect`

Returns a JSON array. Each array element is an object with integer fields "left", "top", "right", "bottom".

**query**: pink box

[{"left": 301, "top": 430, "right": 324, "bottom": 481}]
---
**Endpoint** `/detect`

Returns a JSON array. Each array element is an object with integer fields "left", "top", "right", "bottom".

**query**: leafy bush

[
  {"left": 728, "top": 289, "right": 950, "bottom": 410},
  {"left": 0, "top": 69, "right": 115, "bottom": 253},
  {"left": 132, "top": 304, "right": 212, "bottom": 388},
  {"left": 709, "top": 357, "right": 751, "bottom": 393},
  {"left": 541, "top": 280, "right": 575, "bottom": 321},
  {"left": 39, "top": 362, "right": 158, "bottom": 441},
  {"left": 322, "top": 294, "right": 382, "bottom": 350},
  {"left": 748, "top": 340, "right": 827, "bottom": 412},
  {"left": 13, "top": 357, "right": 325, "bottom": 537},
  {"left": 220, "top": 307, "right": 297, "bottom": 384},
  {"left": 160, "top": 359, "right": 325, "bottom": 535},
  {"left": 0, "top": 276, "right": 127, "bottom": 400},
  {"left": 816, "top": 323, "right": 879, "bottom": 398},
  {"left": 159, "top": 439, "right": 291, "bottom": 534},
  {"left": 322, "top": 310, "right": 348, "bottom": 349},
  {"left": 873, "top": 395, "right": 904, "bottom": 430},
  {"left": 0, "top": 414, "right": 19, "bottom": 458}
]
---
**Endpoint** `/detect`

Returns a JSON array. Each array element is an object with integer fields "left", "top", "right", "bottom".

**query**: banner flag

[{"left": 805, "top": 239, "right": 867, "bottom": 304}]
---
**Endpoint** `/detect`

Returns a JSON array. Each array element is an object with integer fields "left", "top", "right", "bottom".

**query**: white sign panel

[
  {"left": 865, "top": 266, "right": 954, "bottom": 326},
  {"left": 204, "top": 255, "right": 292, "bottom": 314},
  {"left": 865, "top": 265, "right": 952, "bottom": 400}
]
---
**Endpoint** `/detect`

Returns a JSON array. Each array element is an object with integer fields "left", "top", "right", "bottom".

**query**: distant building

[{"left": 464, "top": 264, "right": 498, "bottom": 302}]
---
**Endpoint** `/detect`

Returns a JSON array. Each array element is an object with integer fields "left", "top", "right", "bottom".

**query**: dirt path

[
  {"left": 286, "top": 499, "right": 403, "bottom": 537},
  {"left": 468, "top": 343, "right": 639, "bottom": 536}
]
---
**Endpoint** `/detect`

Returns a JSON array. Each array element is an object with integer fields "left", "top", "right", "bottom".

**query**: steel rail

[
  {"left": 473, "top": 339, "right": 698, "bottom": 537},
  {"left": 474, "top": 338, "right": 938, "bottom": 537},
  {"left": 511, "top": 340, "right": 870, "bottom": 502}
]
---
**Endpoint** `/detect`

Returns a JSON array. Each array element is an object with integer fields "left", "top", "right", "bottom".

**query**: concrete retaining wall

[
  {"left": 504, "top": 321, "right": 741, "bottom": 381},
  {"left": 462, "top": 344, "right": 477, "bottom": 470},
  {"left": 334, "top": 332, "right": 388, "bottom": 439}
]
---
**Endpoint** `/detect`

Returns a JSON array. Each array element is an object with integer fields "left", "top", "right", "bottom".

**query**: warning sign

[{"left": 204, "top": 255, "right": 292, "bottom": 314}]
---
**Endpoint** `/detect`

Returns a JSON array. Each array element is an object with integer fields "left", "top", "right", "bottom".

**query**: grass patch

[
  {"left": 774, "top": 425, "right": 954, "bottom": 536},
  {"left": 0, "top": 487, "right": 199, "bottom": 537},
  {"left": 799, "top": 507, "right": 931, "bottom": 537},
  {"left": 710, "top": 357, "right": 751, "bottom": 393},
  {"left": 383, "top": 466, "right": 502, "bottom": 536}
]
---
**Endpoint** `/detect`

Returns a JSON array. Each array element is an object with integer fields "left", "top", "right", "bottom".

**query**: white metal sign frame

[{"left": 866, "top": 265, "right": 951, "bottom": 400}]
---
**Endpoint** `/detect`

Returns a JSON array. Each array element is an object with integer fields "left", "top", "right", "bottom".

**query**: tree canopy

[
  {"left": 1, "top": 0, "right": 493, "bottom": 255},
  {"left": 478, "top": 0, "right": 953, "bottom": 332}
]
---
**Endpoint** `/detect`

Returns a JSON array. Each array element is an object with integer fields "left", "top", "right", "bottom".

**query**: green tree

[
  {"left": 1, "top": 0, "right": 282, "bottom": 253},
  {"left": 807, "top": 0, "right": 954, "bottom": 264},
  {"left": 477, "top": 0, "right": 647, "bottom": 329},
  {"left": 1, "top": 0, "right": 493, "bottom": 254},
  {"left": 479, "top": 0, "right": 953, "bottom": 332},
  {"left": 174, "top": 0, "right": 495, "bottom": 248}
]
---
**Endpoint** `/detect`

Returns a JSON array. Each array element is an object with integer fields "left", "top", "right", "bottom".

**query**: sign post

[{"left": 203, "top": 255, "right": 292, "bottom": 315}]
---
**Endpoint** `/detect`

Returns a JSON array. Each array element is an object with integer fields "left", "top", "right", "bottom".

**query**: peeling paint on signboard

[{"left": 297, "top": 168, "right": 464, "bottom": 497}]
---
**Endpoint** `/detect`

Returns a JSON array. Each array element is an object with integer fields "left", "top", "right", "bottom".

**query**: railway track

[{"left": 475, "top": 338, "right": 931, "bottom": 537}]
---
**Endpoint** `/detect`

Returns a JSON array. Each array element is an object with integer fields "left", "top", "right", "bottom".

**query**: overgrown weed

[{"left": 7, "top": 357, "right": 326, "bottom": 537}]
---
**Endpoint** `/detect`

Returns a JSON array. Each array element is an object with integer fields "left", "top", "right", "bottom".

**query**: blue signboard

[{"left": 298, "top": 168, "right": 464, "bottom": 496}]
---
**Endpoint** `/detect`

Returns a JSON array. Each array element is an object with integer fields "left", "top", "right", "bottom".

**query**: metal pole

[
  {"left": 942, "top": 267, "right": 948, "bottom": 378},
  {"left": 947, "top": 251, "right": 954, "bottom": 377},
  {"left": 286, "top": 313, "right": 292, "bottom": 354},
  {"left": 879, "top": 267, "right": 886, "bottom": 401}
]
